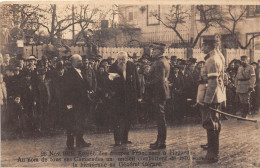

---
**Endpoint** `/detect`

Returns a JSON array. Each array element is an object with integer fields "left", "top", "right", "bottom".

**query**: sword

[{"left": 187, "top": 99, "right": 258, "bottom": 129}]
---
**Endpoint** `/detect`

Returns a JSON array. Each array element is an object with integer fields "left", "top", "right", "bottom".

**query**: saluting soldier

[
  {"left": 235, "top": 56, "right": 256, "bottom": 118},
  {"left": 146, "top": 42, "right": 170, "bottom": 149},
  {"left": 197, "top": 34, "right": 226, "bottom": 164}
]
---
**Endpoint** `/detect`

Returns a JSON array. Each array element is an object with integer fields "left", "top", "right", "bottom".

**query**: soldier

[
  {"left": 235, "top": 56, "right": 256, "bottom": 118},
  {"left": 197, "top": 35, "right": 226, "bottom": 164},
  {"left": 146, "top": 42, "right": 170, "bottom": 149}
]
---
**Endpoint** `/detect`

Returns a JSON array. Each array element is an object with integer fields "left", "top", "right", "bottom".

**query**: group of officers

[{"left": 1, "top": 34, "right": 259, "bottom": 164}]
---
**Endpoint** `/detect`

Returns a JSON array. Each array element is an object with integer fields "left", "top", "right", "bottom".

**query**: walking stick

[{"left": 187, "top": 99, "right": 258, "bottom": 129}]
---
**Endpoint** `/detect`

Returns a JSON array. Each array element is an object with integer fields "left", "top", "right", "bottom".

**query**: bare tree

[
  {"left": 152, "top": 5, "right": 223, "bottom": 48},
  {"left": 217, "top": 5, "right": 260, "bottom": 49},
  {"left": 73, "top": 5, "right": 99, "bottom": 45},
  {"left": 27, "top": 4, "right": 82, "bottom": 45}
]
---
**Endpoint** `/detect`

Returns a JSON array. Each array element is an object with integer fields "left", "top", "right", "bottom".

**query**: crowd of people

[{"left": 0, "top": 45, "right": 259, "bottom": 141}]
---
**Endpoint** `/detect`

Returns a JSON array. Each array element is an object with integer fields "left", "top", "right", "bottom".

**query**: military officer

[
  {"left": 197, "top": 35, "right": 226, "bottom": 164},
  {"left": 146, "top": 42, "right": 170, "bottom": 149},
  {"left": 235, "top": 56, "right": 256, "bottom": 118}
]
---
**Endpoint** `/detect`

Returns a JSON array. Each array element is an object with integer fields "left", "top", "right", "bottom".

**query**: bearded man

[{"left": 109, "top": 51, "right": 140, "bottom": 146}]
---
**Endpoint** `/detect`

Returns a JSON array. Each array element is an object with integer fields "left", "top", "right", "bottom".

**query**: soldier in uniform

[
  {"left": 146, "top": 42, "right": 170, "bottom": 149},
  {"left": 197, "top": 35, "right": 226, "bottom": 164},
  {"left": 235, "top": 56, "right": 256, "bottom": 118}
]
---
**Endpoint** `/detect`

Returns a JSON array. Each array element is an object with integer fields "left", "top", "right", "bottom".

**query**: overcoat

[{"left": 109, "top": 61, "right": 140, "bottom": 120}]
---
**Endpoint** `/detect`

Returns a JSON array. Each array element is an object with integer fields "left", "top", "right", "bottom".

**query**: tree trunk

[{"left": 50, "top": 4, "right": 56, "bottom": 44}]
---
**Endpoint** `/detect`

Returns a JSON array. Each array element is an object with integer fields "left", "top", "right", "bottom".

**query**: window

[
  {"left": 147, "top": 5, "right": 160, "bottom": 26},
  {"left": 247, "top": 5, "right": 260, "bottom": 17},
  {"left": 247, "top": 33, "right": 260, "bottom": 49},
  {"left": 255, "top": 5, "right": 260, "bottom": 14},
  {"left": 128, "top": 12, "right": 133, "bottom": 21}
]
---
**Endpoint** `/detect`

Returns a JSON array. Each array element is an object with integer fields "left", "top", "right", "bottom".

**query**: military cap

[
  {"left": 150, "top": 42, "right": 166, "bottom": 51},
  {"left": 202, "top": 34, "right": 221, "bottom": 47},
  {"left": 251, "top": 62, "right": 258, "bottom": 66},
  {"left": 197, "top": 60, "right": 205, "bottom": 65},
  {"left": 151, "top": 42, "right": 166, "bottom": 47}
]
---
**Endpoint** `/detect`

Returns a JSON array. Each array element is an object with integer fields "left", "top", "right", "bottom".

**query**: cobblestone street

[{"left": 2, "top": 113, "right": 260, "bottom": 168}]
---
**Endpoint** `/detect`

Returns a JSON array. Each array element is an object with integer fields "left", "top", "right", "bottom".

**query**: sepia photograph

[{"left": 1, "top": 0, "right": 260, "bottom": 167}]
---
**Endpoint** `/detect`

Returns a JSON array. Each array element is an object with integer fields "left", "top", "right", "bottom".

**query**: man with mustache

[
  {"left": 146, "top": 42, "right": 170, "bottom": 149},
  {"left": 63, "top": 54, "right": 91, "bottom": 149}
]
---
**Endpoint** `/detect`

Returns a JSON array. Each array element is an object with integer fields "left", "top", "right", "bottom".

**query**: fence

[{"left": 23, "top": 45, "right": 260, "bottom": 65}]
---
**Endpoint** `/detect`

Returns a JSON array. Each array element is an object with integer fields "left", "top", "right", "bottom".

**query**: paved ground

[{"left": 2, "top": 113, "right": 260, "bottom": 168}]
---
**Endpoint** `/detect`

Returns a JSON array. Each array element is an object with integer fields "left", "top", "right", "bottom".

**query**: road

[{"left": 2, "top": 113, "right": 260, "bottom": 168}]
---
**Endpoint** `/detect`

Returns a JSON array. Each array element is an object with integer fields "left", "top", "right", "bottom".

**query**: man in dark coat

[
  {"left": 146, "top": 42, "right": 170, "bottom": 149},
  {"left": 63, "top": 54, "right": 91, "bottom": 149},
  {"left": 168, "top": 65, "right": 185, "bottom": 123},
  {"left": 109, "top": 51, "right": 140, "bottom": 146}
]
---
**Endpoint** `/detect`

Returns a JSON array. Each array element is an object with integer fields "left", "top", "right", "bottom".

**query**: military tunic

[
  {"left": 235, "top": 64, "right": 256, "bottom": 104},
  {"left": 202, "top": 49, "right": 226, "bottom": 159}
]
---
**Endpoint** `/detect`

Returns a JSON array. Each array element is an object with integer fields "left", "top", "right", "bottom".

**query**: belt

[{"left": 238, "top": 78, "right": 250, "bottom": 81}]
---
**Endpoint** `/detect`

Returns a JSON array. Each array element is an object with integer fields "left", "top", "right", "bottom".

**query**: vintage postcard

[{"left": 1, "top": 0, "right": 260, "bottom": 167}]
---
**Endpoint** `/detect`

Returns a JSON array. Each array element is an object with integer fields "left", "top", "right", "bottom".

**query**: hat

[
  {"left": 132, "top": 53, "right": 139, "bottom": 59},
  {"left": 150, "top": 42, "right": 166, "bottom": 51},
  {"left": 180, "top": 60, "right": 188, "bottom": 65},
  {"left": 188, "top": 58, "right": 197, "bottom": 64},
  {"left": 241, "top": 55, "right": 249, "bottom": 60},
  {"left": 107, "top": 56, "right": 114, "bottom": 60},
  {"left": 171, "top": 56, "right": 177, "bottom": 61},
  {"left": 27, "top": 55, "right": 37, "bottom": 60},
  {"left": 151, "top": 42, "right": 166, "bottom": 47}
]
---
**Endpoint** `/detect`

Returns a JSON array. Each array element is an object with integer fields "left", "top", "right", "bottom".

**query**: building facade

[{"left": 118, "top": 5, "right": 260, "bottom": 49}]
